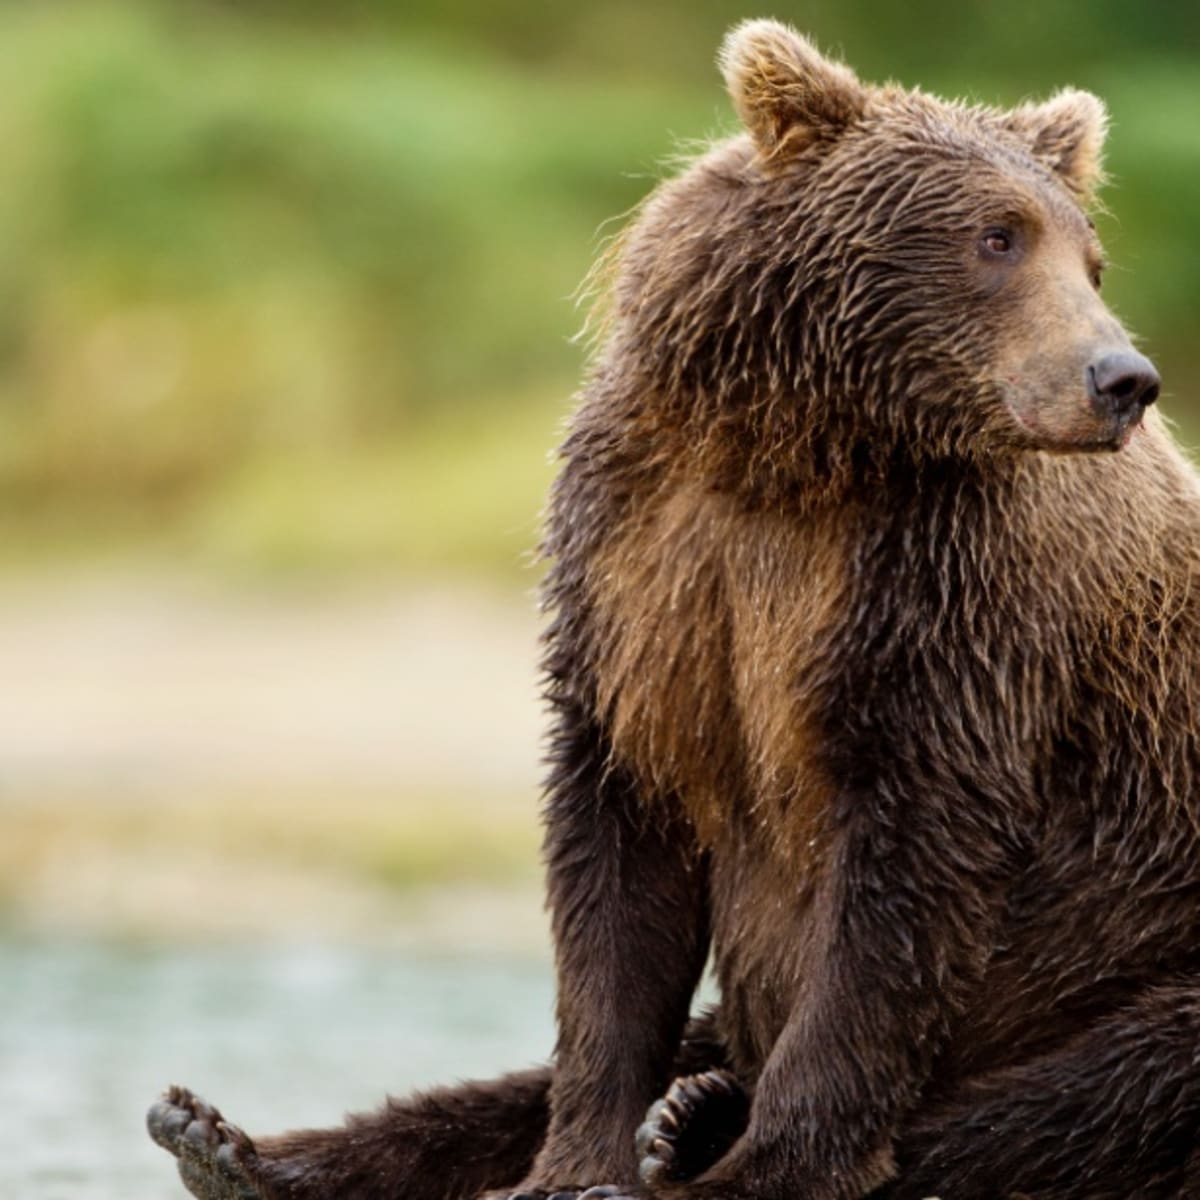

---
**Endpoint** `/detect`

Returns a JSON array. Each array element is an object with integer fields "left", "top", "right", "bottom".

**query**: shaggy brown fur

[{"left": 150, "top": 20, "right": 1200, "bottom": 1200}]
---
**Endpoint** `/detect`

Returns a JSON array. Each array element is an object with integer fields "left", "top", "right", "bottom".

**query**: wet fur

[{"left": 151, "top": 21, "right": 1200, "bottom": 1200}]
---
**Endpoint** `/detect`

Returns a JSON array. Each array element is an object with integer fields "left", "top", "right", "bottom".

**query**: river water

[{"left": 0, "top": 934, "right": 555, "bottom": 1199}]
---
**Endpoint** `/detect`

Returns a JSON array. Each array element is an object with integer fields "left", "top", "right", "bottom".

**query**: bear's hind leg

[
  {"left": 149, "top": 1067, "right": 552, "bottom": 1200},
  {"left": 887, "top": 982, "right": 1200, "bottom": 1200},
  {"left": 149, "top": 1012, "right": 729, "bottom": 1200}
]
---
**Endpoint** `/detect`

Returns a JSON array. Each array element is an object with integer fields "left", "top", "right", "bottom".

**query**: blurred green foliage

[{"left": 0, "top": 1, "right": 1196, "bottom": 573}]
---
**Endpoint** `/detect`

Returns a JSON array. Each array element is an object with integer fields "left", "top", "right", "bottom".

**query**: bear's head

[{"left": 608, "top": 21, "right": 1160, "bottom": 492}]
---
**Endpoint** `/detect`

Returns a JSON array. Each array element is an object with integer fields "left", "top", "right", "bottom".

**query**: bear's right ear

[
  {"left": 1001, "top": 89, "right": 1108, "bottom": 205},
  {"left": 719, "top": 20, "right": 866, "bottom": 160}
]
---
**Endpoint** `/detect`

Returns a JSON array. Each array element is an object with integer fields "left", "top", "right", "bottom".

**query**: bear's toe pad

[
  {"left": 148, "top": 1086, "right": 266, "bottom": 1200},
  {"left": 505, "top": 1185, "right": 637, "bottom": 1200}
]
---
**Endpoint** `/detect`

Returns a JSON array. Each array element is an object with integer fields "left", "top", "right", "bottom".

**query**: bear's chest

[{"left": 586, "top": 485, "right": 849, "bottom": 852}]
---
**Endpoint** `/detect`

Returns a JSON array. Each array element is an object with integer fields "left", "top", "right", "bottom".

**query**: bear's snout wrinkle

[{"left": 1087, "top": 349, "right": 1161, "bottom": 419}]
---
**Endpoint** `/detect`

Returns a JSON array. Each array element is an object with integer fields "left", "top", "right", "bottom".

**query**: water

[{"left": 0, "top": 935, "right": 555, "bottom": 1199}]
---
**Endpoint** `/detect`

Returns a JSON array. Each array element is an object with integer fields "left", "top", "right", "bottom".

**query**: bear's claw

[
  {"left": 147, "top": 1086, "right": 267, "bottom": 1200},
  {"left": 636, "top": 1070, "right": 750, "bottom": 1188}
]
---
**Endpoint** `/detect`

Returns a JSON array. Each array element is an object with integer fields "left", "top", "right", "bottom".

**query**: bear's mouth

[{"left": 1002, "top": 389, "right": 1144, "bottom": 455}]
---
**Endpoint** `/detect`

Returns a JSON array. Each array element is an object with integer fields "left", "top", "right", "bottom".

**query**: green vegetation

[{"left": 0, "top": 1, "right": 1197, "bottom": 574}]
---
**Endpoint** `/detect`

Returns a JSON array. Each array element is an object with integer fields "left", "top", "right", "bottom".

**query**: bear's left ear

[
  {"left": 1002, "top": 89, "right": 1108, "bottom": 204},
  {"left": 719, "top": 20, "right": 867, "bottom": 161}
]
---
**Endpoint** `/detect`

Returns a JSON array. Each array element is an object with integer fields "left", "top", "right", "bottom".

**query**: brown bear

[{"left": 148, "top": 19, "right": 1200, "bottom": 1200}]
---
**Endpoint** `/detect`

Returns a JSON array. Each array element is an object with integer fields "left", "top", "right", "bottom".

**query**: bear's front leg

[
  {"left": 679, "top": 754, "right": 1021, "bottom": 1200},
  {"left": 500, "top": 700, "right": 711, "bottom": 1199}
]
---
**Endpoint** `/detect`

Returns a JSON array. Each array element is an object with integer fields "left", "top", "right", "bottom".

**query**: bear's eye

[{"left": 980, "top": 229, "right": 1014, "bottom": 257}]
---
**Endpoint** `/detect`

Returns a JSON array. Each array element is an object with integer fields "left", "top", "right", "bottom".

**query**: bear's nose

[{"left": 1087, "top": 351, "right": 1161, "bottom": 417}]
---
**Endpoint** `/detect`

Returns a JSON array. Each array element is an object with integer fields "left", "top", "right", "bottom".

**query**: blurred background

[{"left": 0, "top": 2, "right": 1196, "bottom": 1196}]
